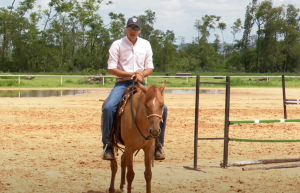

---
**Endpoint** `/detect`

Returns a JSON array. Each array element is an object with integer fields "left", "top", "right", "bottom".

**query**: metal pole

[
  {"left": 282, "top": 75, "right": 287, "bottom": 119},
  {"left": 222, "top": 76, "right": 230, "bottom": 168},
  {"left": 193, "top": 75, "right": 200, "bottom": 169}
]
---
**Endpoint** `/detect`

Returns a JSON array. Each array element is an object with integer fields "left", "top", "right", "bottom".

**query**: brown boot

[{"left": 154, "top": 147, "right": 165, "bottom": 160}]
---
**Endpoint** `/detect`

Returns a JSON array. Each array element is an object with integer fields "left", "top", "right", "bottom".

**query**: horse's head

[{"left": 138, "top": 80, "right": 166, "bottom": 138}]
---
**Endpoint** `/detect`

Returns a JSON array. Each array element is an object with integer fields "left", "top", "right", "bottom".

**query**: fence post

[
  {"left": 103, "top": 77, "right": 105, "bottom": 85},
  {"left": 193, "top": 75, "right": 200, "bottom": 169},
  {"left": 18, "top": 76, "right": 20, "bottom": 84},
  {"left": 222, "top": 76, "right": 231, "bottom": 168},
  {"left": 282, "top": 75, "right": 287, "bottom": 119}
]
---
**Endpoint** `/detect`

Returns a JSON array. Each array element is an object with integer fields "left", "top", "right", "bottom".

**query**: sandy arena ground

[{"left": 1, "top": 86, "right": 300, "bottom": 193}]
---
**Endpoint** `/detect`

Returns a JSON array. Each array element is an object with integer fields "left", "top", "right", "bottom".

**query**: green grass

[{"left": 0, "top": 72, "right": 299, "bottom": 88}]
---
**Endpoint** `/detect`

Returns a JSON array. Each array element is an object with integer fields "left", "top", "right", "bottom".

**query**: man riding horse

[{"left": 101, "top": 16, "right": 167, "bottom": 160}]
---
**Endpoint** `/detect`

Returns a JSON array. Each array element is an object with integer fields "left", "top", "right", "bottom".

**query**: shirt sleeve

[
  {"left": 144, "top": 41, "right": 154, "bottom": 69},
  {"left": 107, "top": 41, "right": 119, "bottom": 69}
]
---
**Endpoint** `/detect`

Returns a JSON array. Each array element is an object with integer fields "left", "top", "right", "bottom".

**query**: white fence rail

[{"left": 0, "top": 75, "right": 300, "bottom": 85}]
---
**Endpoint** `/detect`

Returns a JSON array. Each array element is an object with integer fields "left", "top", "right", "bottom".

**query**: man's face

[{"left": 126, "top": 25, "right": 141, "bottom": 39}]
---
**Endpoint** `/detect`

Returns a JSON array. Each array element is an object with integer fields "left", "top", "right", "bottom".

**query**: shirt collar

[{"left": 125, "top": 36, "right": 139, "bottom": 45}]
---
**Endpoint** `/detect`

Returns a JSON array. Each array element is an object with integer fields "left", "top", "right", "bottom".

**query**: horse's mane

[{"left": 144, "top": 85, "right": 157, "bottom": 104}]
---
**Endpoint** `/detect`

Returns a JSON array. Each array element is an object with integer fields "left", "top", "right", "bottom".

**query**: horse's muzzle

[{"left": 149, "top": 128, "right": 161, "bottom": 138}]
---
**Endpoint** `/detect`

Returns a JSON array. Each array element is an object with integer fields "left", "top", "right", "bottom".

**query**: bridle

[
  {"left": 143, "top": 105, "right": 164, "bottom": 123},
  {"left": 130, "top": 81, "right": 163, "bottom": 140}
]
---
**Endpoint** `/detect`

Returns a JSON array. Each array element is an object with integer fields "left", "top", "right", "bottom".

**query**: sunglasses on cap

[{"left": 127, "top": 26, "right": 140, "bottom": 31}]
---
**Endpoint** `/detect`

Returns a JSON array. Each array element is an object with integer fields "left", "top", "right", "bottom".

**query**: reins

[{"left": 130, "top": 80, "right": 151, "bottom": 140}]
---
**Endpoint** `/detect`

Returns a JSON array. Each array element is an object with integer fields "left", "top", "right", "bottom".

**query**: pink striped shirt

[{"left": 107, "top": 36, "right": 154, "bottom": 73}]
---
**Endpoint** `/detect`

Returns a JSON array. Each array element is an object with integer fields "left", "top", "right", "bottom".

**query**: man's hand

[{"left": 131, "top": 70, "right": 144, "bottom": 82}]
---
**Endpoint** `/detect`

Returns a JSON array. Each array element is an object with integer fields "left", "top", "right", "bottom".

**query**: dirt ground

[{"left": 1, "top": 87, "right": 300, "bottom": 193}]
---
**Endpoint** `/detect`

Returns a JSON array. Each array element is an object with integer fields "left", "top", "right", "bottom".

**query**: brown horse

[{"left": 108, "top": 80, "right": 166, "bottom": 193}]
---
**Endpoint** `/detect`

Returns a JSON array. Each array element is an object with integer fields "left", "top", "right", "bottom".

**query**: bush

[
  {"left": 230, "top": 78, "right": 274, "bottom": 87},
  {"left": 81, "top": 68, "right": 96, "bottom": 75},
  {"left": 77, "top": 78, "right": 88, "bottom": 84},
  {"left": 80, "top": 68, "right": 107, "bottom": 76},
  {"left": 97, "top": 69, "right": 107, "bottom": 75}
]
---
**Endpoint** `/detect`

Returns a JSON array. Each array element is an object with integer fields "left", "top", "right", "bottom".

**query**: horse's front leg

[
  {"left": 120, "top": 153, "right": 126, "bottom": 191},
  {"left": 124, "top": 150, "right": 135, "bottom": 193},
  {"left": 109, "top": 158, "right": 117, "bottom": 193},
  {"left": 144, "top": 145, "right": 154, "bottom": 193}
]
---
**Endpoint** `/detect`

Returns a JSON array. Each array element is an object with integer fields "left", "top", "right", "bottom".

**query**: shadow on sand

[{"left": 82, "top": 190, "right": 106, "bottom": 193}]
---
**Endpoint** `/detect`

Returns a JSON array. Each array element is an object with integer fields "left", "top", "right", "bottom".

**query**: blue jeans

[{"left": 102, "top": 80, "right": 167, "bottom": 148}]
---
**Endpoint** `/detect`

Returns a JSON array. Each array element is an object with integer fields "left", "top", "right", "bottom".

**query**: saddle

[{"left": 107, "top": 83, "right": 139, "bottom": 149}]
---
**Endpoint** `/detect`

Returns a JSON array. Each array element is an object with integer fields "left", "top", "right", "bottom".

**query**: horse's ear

[
  {"left": 138, "top": 82, "right": 147, "bottom": 93},
  {"left": 159, "top": 80, "right": 166, "bottom": 93}
]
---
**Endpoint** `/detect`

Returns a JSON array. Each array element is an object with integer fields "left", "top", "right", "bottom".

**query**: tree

[
  {"left": 194, "top": 15, "right": 220, "bottom": 42},
  {"left": 198, "top": 39, "right": 222, "bottom": 72},
  {"left": 280, "top": 4, "right": 300, "bottom": 72},
  {"left": 242, "top": 0, "right": 258, "bottom": 71},
  {"left": 212, "top": 34, "right": 221, "bottom": 52},
  {"left": 217, "top": 22, "right": 226, "bottom": 58},
  {"left": 255, "top": 1, "right": 284, "bottom": 72},
  {"left": 225, "top": 51, "right": 244, "bottom": 72},
  {"left": 231, "top": 18, "right": 243, "bottom": 43},
  {"left": 0, "top": 7, "right": 10, "bottom": 68},
  {"left": 160, "top": 30, "right": 176, "bottom": 71},
  {"left": 107, "top": 12, "right": 125, "bottom": 41},
  {"left": 138, "top": 10, "right": 156, "bottom": 40}
]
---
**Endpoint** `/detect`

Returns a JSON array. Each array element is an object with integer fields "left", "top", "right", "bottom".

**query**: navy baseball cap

[{"left": 126, "top": 17, "right": 141, "bottom": 28}]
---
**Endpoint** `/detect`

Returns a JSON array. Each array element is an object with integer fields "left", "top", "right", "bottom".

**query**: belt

[{"left": 116, "top": 78, "right": 132, "bottom": 82}]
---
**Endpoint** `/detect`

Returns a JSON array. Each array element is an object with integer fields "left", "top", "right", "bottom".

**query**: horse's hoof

[
  {"left": 113, "top": 189, "right": 126, "bottom": 193},
  {"left": 120, "top": 184, "right": 127, "bottom": 193},
  {"left": 107, "top": 188, "right": 115, "bottom": 193}
]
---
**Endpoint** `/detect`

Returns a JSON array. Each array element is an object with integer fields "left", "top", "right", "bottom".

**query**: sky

[{"left": 1, "top": 0, "right": 299, "bottom": 44}]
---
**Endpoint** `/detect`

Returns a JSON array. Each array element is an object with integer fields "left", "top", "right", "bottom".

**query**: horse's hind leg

[
  {"left": 144, "top": 147, "right": 153, "bottom": 193},
  {"left": 120, "top": 153, "right": 126, "bottom": 191},
  {"left": 108, "top": 158, "right": 117, "bottom": 193}
]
